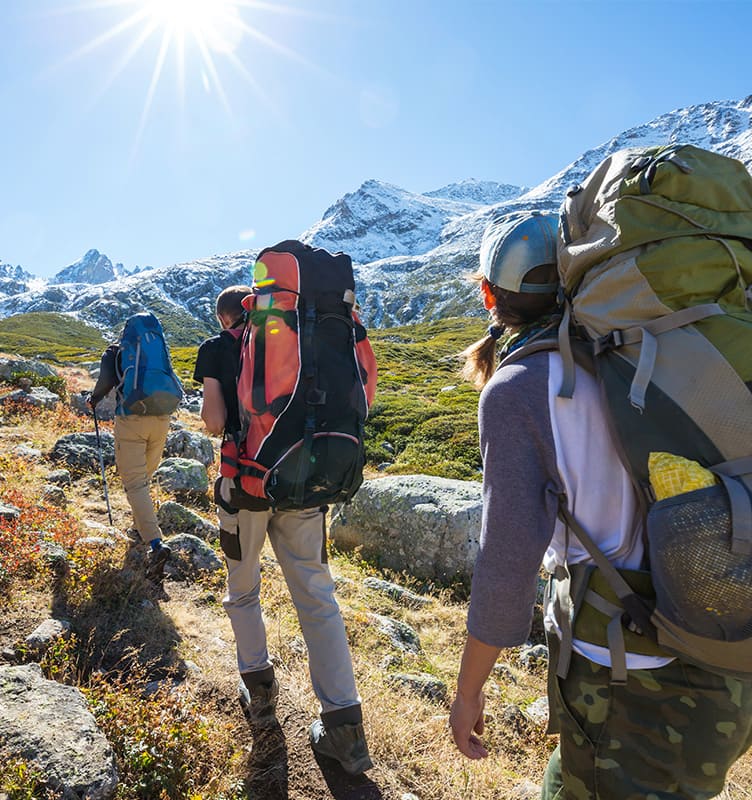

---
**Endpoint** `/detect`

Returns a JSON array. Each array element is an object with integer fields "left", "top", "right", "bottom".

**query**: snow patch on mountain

[
  {"left": 2, "top": 97, "right": 752, "bottom": 339},
  {"left": 424, "top": 179, "right": 526, "bottom": 206}
]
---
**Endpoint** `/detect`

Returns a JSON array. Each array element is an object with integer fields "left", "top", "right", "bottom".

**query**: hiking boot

[
  {"left": 145, "top": 543, "right": 171, "bottom": 584},
  {"left": 309, "top": 718, "right": 373, "bottom": 775},
  {"left": 238, "top": 678, "right": 279, "bottom": 729}
]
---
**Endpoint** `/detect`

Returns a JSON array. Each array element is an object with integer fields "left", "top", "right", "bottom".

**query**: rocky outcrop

[
  {"left": 49, "top": 431, "right": 116, "bottom": 474},
  {"left": 154, "top": 458, "right": 209, "bottom": 495},
  {"left": 163, "top": 429, "right": 215, "bottom": 467},
  {"left": 0, "top": 664, "right": 118, "bottom": 799},
  {"left": 330, "top": 475, "right": 482, "bottom": 583}
]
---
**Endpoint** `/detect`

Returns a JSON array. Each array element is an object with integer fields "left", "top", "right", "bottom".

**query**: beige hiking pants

[
  {"left": 217, "top": 481, "right": 360, "bottom": 716},
  {"left": 114, "top": 414, "right": 171, "bottom": 544}
]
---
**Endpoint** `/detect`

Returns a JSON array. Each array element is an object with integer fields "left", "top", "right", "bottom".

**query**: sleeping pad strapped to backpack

[
  {"left": 502, "top": 145, "right": 752, "bottom": 682},
  {"left": 220, "top": 240, "right": 377, "bottom": 511}
]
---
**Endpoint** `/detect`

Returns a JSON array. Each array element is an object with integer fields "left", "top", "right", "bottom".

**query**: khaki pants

[
  {"left": 217, "top": 478, "right": 360, "bottom": 716},
  {"left": 114, "top": 414, "right": 171, "bottom": 544}
]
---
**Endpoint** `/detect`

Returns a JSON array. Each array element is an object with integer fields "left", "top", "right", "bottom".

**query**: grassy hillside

[
  {"left": 0, "top": 311, "right": 484, "bottom": 478},
  {"left": 1, "top": 337, "right": 751, "bottom": 800},
  {"left": 0, "top": 312, "right": 107, "bottom": 362},
  {"left": 171, "top": 316, "right": 487, "bottom": 479}
]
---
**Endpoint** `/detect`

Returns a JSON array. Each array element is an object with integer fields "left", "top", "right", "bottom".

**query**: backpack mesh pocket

[{"left": 648, "top": 484, "right": 752, "bottom": 641}]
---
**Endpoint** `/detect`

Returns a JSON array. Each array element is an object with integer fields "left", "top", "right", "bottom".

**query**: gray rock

[
  {"left": 386, "top": 672, "right": 447, "bottom": 703},
  {"left": 0, "top": 357, "right": 58, "bottom": 381},
  {"left": 0, "top": 646, "right": 18, "bottom": 663},
  {"left": 368, "top": 613, "right": 422, "bottom": 654},
  {"left": 165, "top": 533, "right": 223, "bottom": 579},
  {"left": 70, "top": 389, "right": 116, "bottom": 420},
  {"left": 39, "top": 541, "right": 69, "bottom": 576},
  {"left": 40, "top": 484, "right": 67, "bottom": 508},
  {"left": 518, "top": 644, "right": 549, "bottom": 669},
  {"left": 13, "top": 444, "right": 42, "bottom": 460},
  {"left": 163, "top": 429, "right": 215, "bottom": 467},
  {"left": 0, "top": 387, "right": 60, "bottom": 410},
  {"left": 363, "top": 577, "right": 431, "bottom": 608},
  {"left": 49, "top": 431, "right": 115, "bottom": 474},
  {"left": 153, "top": 458, "right": 209, "bottom": 495},
  {"left": 330, "top": 475, "right": 482, "bottom": 583},
  {"left": 0, "top": 664, "right": 118, "bottom": 799},
  {"left": 491, "top": 663, "right": 518, "bottom": 685},
  {"left": 0, "top": 502, "right": 21, "bottom": 520},
  {"left": 157, "top": 501, "right": 218, "bottom": 542},
  {"left": 45, "top": 469, "right": 72, "bottom": 486},
  {"left": 75, "top": 536, "right": 117, "bottom": 550},
  {"left": 524, "top": 696, "right": 549, "bottom": 727},
  {"left": 510, "top": 780, "right": 542, "bottom": 799},
  {"left": 25, "top": 619, "right": 71, "bottom": 658}
]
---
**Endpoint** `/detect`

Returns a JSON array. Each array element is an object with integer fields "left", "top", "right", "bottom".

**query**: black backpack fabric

[{"left": 220, "top": 240, "right": 377, "bottom": 510}]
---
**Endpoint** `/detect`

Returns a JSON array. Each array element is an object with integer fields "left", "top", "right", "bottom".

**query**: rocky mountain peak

[{"left": 53, "top": 249, "right": 118, "bottom": 285}]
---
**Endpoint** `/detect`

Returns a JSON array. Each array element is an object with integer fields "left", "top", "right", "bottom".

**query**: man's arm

[
  {"left": 200, "top": 378, "right": 227, "bottom": 436},
  {"left": 449, "top": 634, "right": 501, "bottom": 760}
]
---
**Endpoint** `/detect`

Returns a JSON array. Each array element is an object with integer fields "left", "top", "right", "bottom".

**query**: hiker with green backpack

[{"left": 449, "top": 160, "right": 752, "bottom": 798}]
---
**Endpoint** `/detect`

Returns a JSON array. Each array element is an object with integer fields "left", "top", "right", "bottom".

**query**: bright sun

[
  {"left": 52, "top": 0, "right": 321, "bottom": 159},
  {"left": 145, "top": 0, "right": 242, "bottom": 53}
]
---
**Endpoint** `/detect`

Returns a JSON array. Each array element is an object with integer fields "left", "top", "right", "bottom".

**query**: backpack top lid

[{"left": 480, "top": 211, "right": 559, "bottom": 294}]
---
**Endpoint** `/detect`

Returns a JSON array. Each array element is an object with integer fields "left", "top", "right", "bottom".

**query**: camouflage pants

[{"left": 541, "top": 641, "right": 752, "bottom": 800}]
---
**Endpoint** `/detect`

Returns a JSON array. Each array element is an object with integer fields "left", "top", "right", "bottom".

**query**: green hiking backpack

[{"left": 551, "top": 143, "right": 752, "bottom": 681}]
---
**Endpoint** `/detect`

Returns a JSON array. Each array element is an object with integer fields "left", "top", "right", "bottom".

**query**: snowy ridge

[{"left": 2, "top": 97, "right": 751, "bottom": 340}]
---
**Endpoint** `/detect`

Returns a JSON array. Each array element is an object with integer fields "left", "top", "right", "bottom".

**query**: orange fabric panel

[
  {"left": 353, "top": 311, "right": 377, "bottom": 408},
  {"left": 237, "top": 251, "right": 302, "bottom": 459}
]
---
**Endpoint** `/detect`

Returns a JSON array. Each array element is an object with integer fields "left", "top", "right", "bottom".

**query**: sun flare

[
  {"left": 145, "top": 0, "right": 242, "bottom": 53},
  {"left": 50, "top": 0, "right": 328, "bottom": 159}
]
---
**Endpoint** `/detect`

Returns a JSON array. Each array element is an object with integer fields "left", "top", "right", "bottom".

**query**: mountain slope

[{"left": 1, "top": 97, "right": 751, "bottom": 338}]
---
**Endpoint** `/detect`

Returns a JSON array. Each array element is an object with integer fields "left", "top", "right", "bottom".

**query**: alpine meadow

[{"left": 1, "top": 96, "right": 752, "bottom": 799}]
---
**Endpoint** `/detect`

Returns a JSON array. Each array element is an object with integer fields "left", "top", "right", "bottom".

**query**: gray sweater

[{"left": 467, "top": 352, "right": 561, "bottom": 648}]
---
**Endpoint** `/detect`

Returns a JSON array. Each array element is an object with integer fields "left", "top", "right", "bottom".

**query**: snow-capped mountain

[
  {"left": 0, "top": 262, "right": 35, "bottom": 298},
  {"left": 2, "top": 96, "right": 751, "bottom": 343},
  {"left": 299, "top": 178, "right": 525, "bottom": 264},
  {"left": 424, "top": 179, "right": 526, "bottom": 206},
  {"left": 52, "top": 249, "right": 121, "bottom": 285}
]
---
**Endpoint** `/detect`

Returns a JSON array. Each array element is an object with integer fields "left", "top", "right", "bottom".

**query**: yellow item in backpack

[{"left": 648, "top": 451, "right": 717, "bottom": 501}]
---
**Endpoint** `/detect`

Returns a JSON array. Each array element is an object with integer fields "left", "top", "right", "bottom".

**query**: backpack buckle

[{"left": 593, "top": 330, "right": 624, "bottom": 354}]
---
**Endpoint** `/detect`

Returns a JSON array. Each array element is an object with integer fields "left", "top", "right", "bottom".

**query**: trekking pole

[{"left": 93, "top": 406, "right": 114, "bottom": 526}]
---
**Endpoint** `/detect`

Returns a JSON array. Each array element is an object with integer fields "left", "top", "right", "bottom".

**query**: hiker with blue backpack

[
  {"left": 194, "top": 243, "right": 376, "bottom": 776},
  {"left": 88, "top": 311, "right": 183, "bottom": 590},
  {"left": 449, "top": 193, "right": 752, "bottom": 797}
]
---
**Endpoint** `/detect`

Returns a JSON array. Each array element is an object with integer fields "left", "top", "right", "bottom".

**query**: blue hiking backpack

[{"left": 116, "top": 312, "right": 183, "bottom": 416}]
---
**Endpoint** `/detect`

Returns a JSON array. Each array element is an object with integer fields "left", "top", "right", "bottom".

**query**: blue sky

[{"left": 1, "top": 0, "right": 751, "bottom": 278}]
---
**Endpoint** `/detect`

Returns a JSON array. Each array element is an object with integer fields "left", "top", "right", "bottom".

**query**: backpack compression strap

[{"left": 550, "top": 490, "right": 657, "bottom": 684}]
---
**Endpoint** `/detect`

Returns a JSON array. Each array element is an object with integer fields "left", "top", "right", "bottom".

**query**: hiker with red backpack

[
  {"left": 449, "top": 203, "right": 752, "bottom": 798},
  {"left": 194, "top": 241, "right": 376, "bottom": 776},
  {"left": 88, "top": 311, "right": 184, "bottom": 590}
]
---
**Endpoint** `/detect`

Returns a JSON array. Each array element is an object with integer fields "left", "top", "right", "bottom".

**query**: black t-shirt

[{"left": 193, "top": 330, "right": 242, "bottom": 435}]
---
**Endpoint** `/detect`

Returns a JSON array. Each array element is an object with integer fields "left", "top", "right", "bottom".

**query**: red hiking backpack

[{"left": 220, "top": 240, "right": 377, "bottom": 510}]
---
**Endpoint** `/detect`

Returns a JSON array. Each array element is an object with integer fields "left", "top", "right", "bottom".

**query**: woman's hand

[{"left": 449, "top": 687, "right": 488, "bottom": 759}]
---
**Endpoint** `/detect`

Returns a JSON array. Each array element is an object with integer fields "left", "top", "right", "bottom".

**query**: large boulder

[
  {"left": 157, "top": 501, "right": 218, "bottom": 542},
  {"left": 0, "top": 356, "right": 58, "bottom": 381},
  {"left": 0, "top": 387, "right": 60, "bottom": 410},
  {"left": 0, "top": 663, "right": 118, "bottom": 799},
  {"left": 163, "top": 429, "right": 215, "bottom": 467},
  {"left": 153, "top": 458, "right": 209, "bottom": 495},
  {"left": 49, "top": 431, "right": 115, "bottom": 474},
  {"left": 330, "top": 475, "right": 482, "bottom": 583}
]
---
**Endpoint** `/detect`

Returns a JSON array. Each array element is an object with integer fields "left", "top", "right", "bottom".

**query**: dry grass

[{"left": 1, "top": 369, "right": 751, "bottom": 799}]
